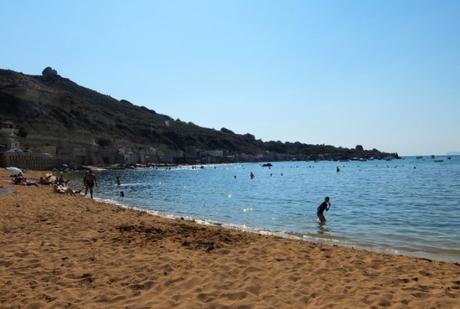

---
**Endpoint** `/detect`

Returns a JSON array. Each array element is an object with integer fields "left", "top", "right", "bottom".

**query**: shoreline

[
  {"left": 83, "top": 160, "right": 460, "bottom": 264},
  {"left": 1, "top": 170, "right": 460, "bottom": 308},
  {"left": 94, "top": 195, "right": 460, "bottom": 264}
]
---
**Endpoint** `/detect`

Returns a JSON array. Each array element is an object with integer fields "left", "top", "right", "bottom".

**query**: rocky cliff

[{"left": 0, "top": 67, "right": 398, "bottom": 167}]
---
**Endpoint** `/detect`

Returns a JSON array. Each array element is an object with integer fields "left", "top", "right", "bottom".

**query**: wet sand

[{"left": 1, "top": 170, "right": 459, "bottom": 308}]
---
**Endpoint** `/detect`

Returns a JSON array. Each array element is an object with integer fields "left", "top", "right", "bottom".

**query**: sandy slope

[{"left": 0, "top": 170, "right": 459, "bottom": 308}]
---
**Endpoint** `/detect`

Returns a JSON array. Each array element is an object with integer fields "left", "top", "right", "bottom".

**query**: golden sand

[{"left": 1, "top": 170, "right": 459, "bottom": 308}]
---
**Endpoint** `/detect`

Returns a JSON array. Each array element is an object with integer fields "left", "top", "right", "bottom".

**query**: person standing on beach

[
  {"left": 83, "top": 170, "right": 97, "bottom": 199},
  {"left": 317, "top": 197, "right": 331, "bottom": 224}
]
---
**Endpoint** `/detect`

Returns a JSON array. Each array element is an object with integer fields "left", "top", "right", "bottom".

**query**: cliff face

[{"left": 0, "top": 67, "right": 398, "bottom": 167}]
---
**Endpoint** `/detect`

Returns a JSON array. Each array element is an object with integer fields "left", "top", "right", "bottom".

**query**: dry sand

[{"left": 1, "top": 170, "right": 459, "bottom": 308}]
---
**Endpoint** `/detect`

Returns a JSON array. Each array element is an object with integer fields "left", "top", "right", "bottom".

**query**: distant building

[
  {"left": 204, "top": 150, "right": 224, "bottom": 158},
  {"left": 0, "top": 121, "right": 21, "bottom": 153},
  {"left": 0, "top": 121, "right": 58, "bottom": 169}
]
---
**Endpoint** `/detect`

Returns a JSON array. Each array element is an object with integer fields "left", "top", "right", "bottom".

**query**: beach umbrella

[{"left": 6, "top": 167, "right": 23, "bottom": 175}]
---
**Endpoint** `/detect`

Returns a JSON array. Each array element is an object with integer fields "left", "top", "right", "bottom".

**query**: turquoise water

[{"left": 85, "top": 156, "right": 460, "bottom": 262}]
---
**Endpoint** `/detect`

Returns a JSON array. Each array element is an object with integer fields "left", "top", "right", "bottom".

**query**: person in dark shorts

[
  {"left": 83, "top": 170, "right": 97, "bottom": 199},
  {"left": 317, "top": 196, "right": 331, "bottom": 224}
]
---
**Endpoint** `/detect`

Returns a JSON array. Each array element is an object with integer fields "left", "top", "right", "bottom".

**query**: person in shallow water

[{"left": 317, "top": 196, "right": 331, "bottom": 224}]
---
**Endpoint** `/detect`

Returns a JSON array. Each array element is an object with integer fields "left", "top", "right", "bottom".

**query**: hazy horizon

[{"left": 1, "top": 0, "right": 459, "bottom": 156}]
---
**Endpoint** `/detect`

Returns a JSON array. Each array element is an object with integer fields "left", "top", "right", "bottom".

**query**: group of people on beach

[
  {"left": 37, "top": 173, "right": 79, "bottom": 196},
  {"left": 35, "top": 170, "right": 98, "bottom": 199}
]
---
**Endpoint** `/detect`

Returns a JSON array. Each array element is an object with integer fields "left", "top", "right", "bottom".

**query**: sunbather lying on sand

[
  {"left": 53, "top": 184, "right": 76, "bottom": 196},
  {"left": 12, "top": 174, "right": 39, "bottom": 187}
]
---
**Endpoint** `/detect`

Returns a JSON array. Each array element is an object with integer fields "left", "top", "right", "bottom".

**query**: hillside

[{"left": 0, "top": 67, "right": 398, "bottom": 167}]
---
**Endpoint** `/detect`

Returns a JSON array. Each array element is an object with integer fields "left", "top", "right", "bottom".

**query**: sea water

[{"left": 78, "top": 156, "right": 460, "bottom": 262}]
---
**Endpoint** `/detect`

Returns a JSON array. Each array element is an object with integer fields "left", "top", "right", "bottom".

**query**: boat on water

[
  {"left": 434, "top": 160, "right": 444, "bottom": 163},
  {"left": 262, "top": 163, "right": 273, "bottom": 167}
]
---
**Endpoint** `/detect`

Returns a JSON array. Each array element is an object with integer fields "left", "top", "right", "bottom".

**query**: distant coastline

[{"left": 0, "top": 67, "right": 398, "bottom": 170}]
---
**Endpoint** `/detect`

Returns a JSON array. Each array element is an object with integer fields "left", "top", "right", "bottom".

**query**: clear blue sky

[{"left": 1, "top": 0, "right": 459, "bottom": 155}]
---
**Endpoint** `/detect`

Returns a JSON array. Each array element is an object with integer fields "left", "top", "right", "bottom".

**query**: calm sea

[{"left": 76, "top": 156, "right": 460, "bottom": 262}]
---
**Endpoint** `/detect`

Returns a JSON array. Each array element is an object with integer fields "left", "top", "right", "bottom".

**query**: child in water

[{"left": 317, "top": 197, "right": 331, "bottom": 224}]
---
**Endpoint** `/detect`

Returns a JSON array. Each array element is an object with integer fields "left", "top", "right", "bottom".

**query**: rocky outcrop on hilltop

[
  {"left": 41, "top": 66, "right": 59, "bottom": 80},
  {"left": 0, "top": 67, "right": 398, "bottom": 168}
]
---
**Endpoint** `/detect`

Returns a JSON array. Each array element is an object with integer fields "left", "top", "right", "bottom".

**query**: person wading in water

[{"left": 317, "top": 196, "right": 331, "bottom": 224}]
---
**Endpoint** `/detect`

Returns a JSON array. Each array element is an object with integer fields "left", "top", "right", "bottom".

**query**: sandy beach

[{"left": 1, "top": 170, "right": 459, "bottom": 308}]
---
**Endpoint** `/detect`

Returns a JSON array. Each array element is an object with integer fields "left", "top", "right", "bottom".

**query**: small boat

[
  {"left": 262, "top": 163, "right": 273, "bottom": 167},
  {"left": 448, "top": 156, "right": 452, "bottom": 160},
  {"left": 434, "top": 160, "right": 444, "bottom": 163}
]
